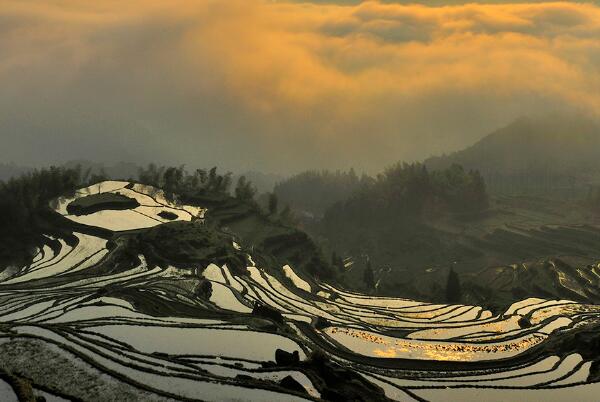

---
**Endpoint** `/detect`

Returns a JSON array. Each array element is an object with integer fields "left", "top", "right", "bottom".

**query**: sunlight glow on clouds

[{"left": 1, "top": 1, "right": 599, "bottom": 172}]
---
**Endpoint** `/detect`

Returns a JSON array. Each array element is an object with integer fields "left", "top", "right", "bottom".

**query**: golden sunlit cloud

[{"left": 1, "top": 0, "right": 599, "bottom": 172}]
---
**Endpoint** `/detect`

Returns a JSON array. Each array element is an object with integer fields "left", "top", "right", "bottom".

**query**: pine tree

[
  {"left": 445, "top": 266, "right": 462, "bottom": 303},
  {"left": 235, "top": 176, "right": 256, "bottom": 201},
  {"left": 363, "top": 259, "right": 375, "bottom": 289},
  {"left": 279, "top": 205, "right": 292, "bottom": 221},
  {"left": 332, "top": 252, "right": 344, "bottom": 272},
  {"left": 268, "top": 193, "right": 278, "bottom": 215}
]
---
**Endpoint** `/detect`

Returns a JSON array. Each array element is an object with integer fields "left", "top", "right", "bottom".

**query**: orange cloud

[{"left": 1, "top": 1, "right": 599, "bottom": 172}]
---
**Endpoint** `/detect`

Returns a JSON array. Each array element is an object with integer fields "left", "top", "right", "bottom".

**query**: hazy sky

[{"left": 1, "top": 1, "right": 600, "bottom": 174}]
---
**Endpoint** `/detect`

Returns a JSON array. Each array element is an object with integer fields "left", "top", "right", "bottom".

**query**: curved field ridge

[{"left": 0, "top": 181, "right": 598, "bottom": 400}]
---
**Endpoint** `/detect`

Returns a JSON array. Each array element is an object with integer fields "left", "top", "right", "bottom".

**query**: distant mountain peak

[{"left": 425, "top": 113, "right": 600, "bottom": 173}]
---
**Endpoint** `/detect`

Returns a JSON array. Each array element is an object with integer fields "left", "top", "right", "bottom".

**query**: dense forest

[
  {"left": 320, "top": 162, "right": 488, "bottom": 230},
  {"left": 0, "top": 166, "right": 98, "bottom": 234},
  {"left": 138, "top": 164, "right": 237, "bottom": 201},
  {"left": 302, "top": 163, "right": 489, "bottom": 293},
  {"left": 273, "top": 169, "right": 372, "bottom": 217}
]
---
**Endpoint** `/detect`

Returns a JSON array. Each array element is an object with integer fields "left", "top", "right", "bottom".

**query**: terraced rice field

[{"left": 1, "top": 181, "right": 599, "bottom": 401}]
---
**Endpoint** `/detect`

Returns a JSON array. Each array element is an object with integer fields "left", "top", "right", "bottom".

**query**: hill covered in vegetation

[
  {"left": 425, "top": 114, "right": 600, "bottom": 196},
  {"left": 0, "top": 164, "right": 336, "bottom": 285},
  {"left": 269, "top": 162, "right": 600, "bottom": 310},
  {"left": 273, "top": 169, "right": 371, "bottom": 217}
]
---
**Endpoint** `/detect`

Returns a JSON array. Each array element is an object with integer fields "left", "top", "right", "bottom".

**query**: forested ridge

[
  {"left": 273, "top": 169, "right": 371, "bottom": 216},
  {"left": 320, "top": 162, "right": 488, "bottom": 229}
]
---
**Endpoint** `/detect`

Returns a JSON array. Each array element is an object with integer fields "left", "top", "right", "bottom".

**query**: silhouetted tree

[
  {"left": 138, "top": 163, "right": 164, "bottom": 188},
  {"left": 89, "top": 168, "right": 108, "bottom": 189},
  {"left": 279, "top": 205, "right": 297, "bottom": 226},
  {"left": 268, "top": 193, "right": 278, "bottom": 215},
  {"left": 274, "top": 168, "right": 371, "bottom": 215},
  {"left": 235, "top": 176, "right": 256, "bottom": 202},
  {"left": 445, "top": 267, "right": 462, "bottom": 303},
  {"left": 163, "top": 166, "right": 185, "bottom": 202},
  {"left": 363, "top": 259, "right": 375, "bottom": 289},
  {"left": 331, "top": 252, "right": 344, "bottom": 272},
  {"left": 137, "top": 164, "right": 234, "bottom": 198}
]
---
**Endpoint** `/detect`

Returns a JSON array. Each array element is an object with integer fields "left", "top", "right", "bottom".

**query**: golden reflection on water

[{"left": 328, "top": 327, "right": 544, "bottom": 361}]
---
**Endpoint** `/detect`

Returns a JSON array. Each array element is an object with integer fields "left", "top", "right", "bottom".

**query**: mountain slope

[{"left": 425, "top": 114, "right": 600, "bottom": 194}]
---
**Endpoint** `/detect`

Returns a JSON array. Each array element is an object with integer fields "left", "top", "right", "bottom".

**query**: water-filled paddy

[{"left": 1, "top": 180, "right": 599, "bottom": 400}]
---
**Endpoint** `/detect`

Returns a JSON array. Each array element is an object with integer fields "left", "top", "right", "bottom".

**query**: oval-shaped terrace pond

[{"left": 54, "top": 181, "right": 205, "bottom": 231}]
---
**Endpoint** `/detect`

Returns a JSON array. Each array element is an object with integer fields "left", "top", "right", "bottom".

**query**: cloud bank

[{"left": 1, "top": 1, "right": 599, "bottom": 173}]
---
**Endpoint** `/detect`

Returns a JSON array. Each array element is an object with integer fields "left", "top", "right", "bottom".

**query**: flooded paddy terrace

[{"left": 0, "top": 181, "right": 599, "bottom": 401}]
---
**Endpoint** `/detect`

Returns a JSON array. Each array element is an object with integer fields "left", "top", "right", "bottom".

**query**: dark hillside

[{"left": 425, "top": 115, "right": 600, "bottom": 195}]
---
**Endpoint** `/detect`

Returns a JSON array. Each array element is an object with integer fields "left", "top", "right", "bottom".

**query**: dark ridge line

[
  {"left": 130, "top": 208, "right": 165, "bottom": 224},
  {"left": 0, "top": 234, "right": 93, "bottom": 285},
  {"left": 124, "top": 185, "right": 199, "bottom": 219},
  {"left": 13, "top": 329, "right": 213, "bottom": 395},
  {"left": 534, "top": 359, "right": 590, "bottom": 388},
  {"left": 400, "top": 387, "right": 429, "bottom": 402},
  {"left": 210, "top": 278, "right": 254, "bottom": 311},
  {"left": 69, "top": 317, "right": 240, "bottom": 328},
  {"left": 4, "top": 296, "right": 67, "bottom": 323},
  {"left": 241, "top": 276, "right": 296, "bottom": 314},
  {"left": 75, "top": 328, "right": 136, "bottom": 350},
  {"left": 374, "top": 301, "right": 576, "bottom": 336},
  {"left": 356, "top": 370, "right": 433, "bottom": 402},
  {"left": 57, "top": 247, "right": 108, "bottom": 277},
  {"left": 6, "top": 240, "right": 60, "bottom": 281},
  {"left": 178, "top": 355, "right": 265, "bottom": 366},
  {"left": 243, "top": 268, "right": 345, "bottom": 321},
  {"left": 252, "top": 276, "right": 368, "bottom": 327},
  {"left": 403, "top": 378, "right": 600, "bottom": 391},
  {"left": 42, "top": 208, "right": 114, "bottom": 239},
  {"left": 0, "top": 295, "right": 59, "bottom": 317},
  {"left": 29, "top": 248, "right": 44, "bottom": 264},
  {"left": 365, "top": 355, "right": 588, "bottom": 389},
  {"left": 64, "top": 329, "right": 211, "bottom": 379},
  {"left": 389, "top": 354, "right": 564, "bottom": 383},
  {"left": 249, "top": 269, "right": 379, "bottom": 327},
  {"left": 72, "top": 327, "right": 323, "bottom": 391},
  {"left": 347, "top": 306, "right": 489, "bottom": 327}
]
